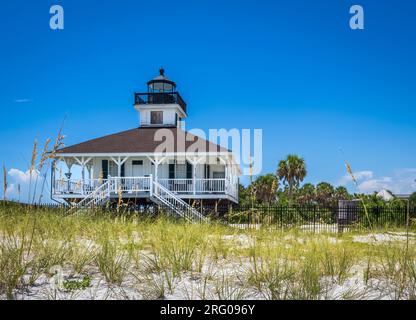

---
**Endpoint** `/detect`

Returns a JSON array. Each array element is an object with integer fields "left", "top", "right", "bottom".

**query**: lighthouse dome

[{"left": 147, "top": 67, "right": 176, "bottom": 93}]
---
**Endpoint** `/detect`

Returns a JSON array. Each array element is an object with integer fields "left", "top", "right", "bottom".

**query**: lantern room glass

[{"left": 148, "top": 81, "right": 175, "bottom": 93}]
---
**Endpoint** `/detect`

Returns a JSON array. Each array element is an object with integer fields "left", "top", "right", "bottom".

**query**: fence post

[{"left": 406, "top": 199, "right": 410, "bottom": 253}]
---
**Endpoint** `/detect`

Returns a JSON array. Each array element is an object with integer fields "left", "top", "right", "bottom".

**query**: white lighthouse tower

[{"left": 134, "top": 68, "right": 187, "bottom": 127}]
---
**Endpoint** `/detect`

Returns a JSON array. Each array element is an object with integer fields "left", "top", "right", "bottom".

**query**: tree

[
  {"left": 276, "top": 154, "right": 307, "bottom": 203},
  {"left": 334, "top": 186, "right": 351, "bottom": 202},
  {"left": 297, "top": 183, "right": 315, "bottom": 204},
  {"left": 249, "top": 174, "right": 278, "bottom": 205},
  {"left": 315, "top": 182, "right": 335, "bottom": 206},
  {"left": 238, "top": 183, "right": 251, "bottom": 206}
]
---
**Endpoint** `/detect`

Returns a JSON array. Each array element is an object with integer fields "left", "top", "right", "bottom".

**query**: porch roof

[{"left": 56, "top": 127, "right": 231, "bottom": 154}]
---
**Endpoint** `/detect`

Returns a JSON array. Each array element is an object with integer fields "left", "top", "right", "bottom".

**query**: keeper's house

[{"left": 52, "top": 69, "right": 240, "bottom": 220}]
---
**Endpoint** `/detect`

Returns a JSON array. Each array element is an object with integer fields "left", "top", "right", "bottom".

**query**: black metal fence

[
  {"left": 215, "top": 204, "right": 416, "bottom": 233},
  {"left": 2, "top": 201, "right": 415, "bottom": 233}
]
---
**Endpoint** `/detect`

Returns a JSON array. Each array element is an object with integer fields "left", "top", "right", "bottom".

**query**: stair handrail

[
  {"left": 152, "top": 180, "right": 206, "bottom": 222},
  {"left": 67, "top": 180, "right": 110, "bottom": 213}
]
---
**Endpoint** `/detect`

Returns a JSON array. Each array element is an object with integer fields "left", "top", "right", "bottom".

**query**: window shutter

[
  {"left": 169, "top": 164, "right": 175, "bottom": 179},
  {"left": 204, "top": 164, "right": 210, "bottom": 179},
  {"left": 121, "top": 163, "right": 125, "bottom": 177},
  {"left": 186, "top": 162, "right": 192, "bottom": 179},
  {"left": 102, "top": 160, "right": 108, "bottom": 179}
]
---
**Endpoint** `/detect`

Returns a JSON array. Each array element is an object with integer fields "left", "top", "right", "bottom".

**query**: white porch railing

[
  {"left": 109, "top": 176, "right": 152, "bottom": 193},
  {"left": 54, "top": 179, "right": 105, "bottom": 195},
  {"left": 54, "top": 177, "right": 237, "bottom": 200},
  {"left": 158, "top": 179, "right": 227, "bottom": 194},
  {"left": 197, "top": 179, "right": 226, "bottom": 194}
]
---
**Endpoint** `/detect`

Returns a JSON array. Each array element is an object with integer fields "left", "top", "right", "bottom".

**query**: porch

[
  {"left": 51, "top": 154, "right": 239, "bottom": 203},
  {"left": 53, "top": 176, "right": 236, "bottom": 198}
]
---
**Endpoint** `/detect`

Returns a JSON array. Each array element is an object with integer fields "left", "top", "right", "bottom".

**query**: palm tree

[
  {"left": 298, "top": 183, "right": 315, "bottom": 204},
  {"left": 315, "top": 182, "right": 335, "bottom": 206},
  {"left": 276, "top": 154, "right": 307, "bottom": 203},
  {"left": 249, "top": 174, "right": 278, "bottom": 204},
  {"left": 334, "top": 186, "right": 351, "bottom": 202}
]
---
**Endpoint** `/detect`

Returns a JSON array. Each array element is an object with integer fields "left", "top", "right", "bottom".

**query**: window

[
  {"left": 186, "top": 162, "right": 192, "bottom": 179},
  {"left": 132, "top": 160, "right": 143, "bottom": 166},
  {"left": 213, "top": 171, "right": 225, "bottom": 179},
  {"left": 150, "top": 111, "right": 163, "bottom": 124},
  {"left": 109, "top": 161, "right": 118, "bottom": 177}
]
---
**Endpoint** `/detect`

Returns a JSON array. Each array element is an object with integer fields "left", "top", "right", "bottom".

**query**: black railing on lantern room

[{"left": 134, "top": 92, "right": 187, "bottom": 113}]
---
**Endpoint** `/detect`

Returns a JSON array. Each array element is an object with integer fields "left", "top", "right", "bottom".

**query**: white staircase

[
  {"left": 67, "top": 177, "right": 206, "bottom": 222},
  {"left": 151, "top": 180, "right": 206, "bottom": 222},
  {"left": 67, "top": 180, "right": 110, "bottom": 214}
]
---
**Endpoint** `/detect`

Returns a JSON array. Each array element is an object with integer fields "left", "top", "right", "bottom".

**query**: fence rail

[
  {"left": 2, "top": 201, "right": 415, "bottom": 233},
  {"left": 218, "top": 204, "right": 416, "bottom": 233}
]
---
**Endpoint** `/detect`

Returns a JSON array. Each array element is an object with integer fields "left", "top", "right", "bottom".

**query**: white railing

[
  {"left": 67, "top": 176, "right": 206, "bottom": 222},
  {"left": 158, "top": 179, "right": 193, "bottom": 193},
  {"left": 158, "top": 178, "right": 227, "bottom": 194},
  {"left": 54, "top": 179, "right": 106, "bottom": 195},
  {"left": 108, "top": 176, "right": 152, "bottom": 193},
  {"left": 67, "top": 180, "right": 110, "bottom": 213},
  {"left": 54, "top": 177, "right": 238, "bottom": 200},
  {"left": 196, "top": 179, "right": 226, "bottom": 193}
]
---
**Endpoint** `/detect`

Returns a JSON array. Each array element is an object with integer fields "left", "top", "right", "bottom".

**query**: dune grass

[{"left": 0, "top": 202, "right": 415, "bottom": 300}]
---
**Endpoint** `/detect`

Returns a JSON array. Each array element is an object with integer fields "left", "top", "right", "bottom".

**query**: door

[
  {"left": 132, "top": 160, "right": 144, "bottom": 191},
  {"left": 102, "top": 160, "right": 109, "bottom": 180},
  {"left": 132, "top": 160, "right": 144, "bottom": 176}
]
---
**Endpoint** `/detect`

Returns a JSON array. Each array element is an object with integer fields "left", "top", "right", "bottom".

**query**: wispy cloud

[
  {"left": 14, "top": 99, "right": 32, "bottom": 103},
  {"left": 338, "top": 168, "right": 416, "bottom": 194},
  {"left": 338, "top": 170, "right": 373, "bottom": 185}
]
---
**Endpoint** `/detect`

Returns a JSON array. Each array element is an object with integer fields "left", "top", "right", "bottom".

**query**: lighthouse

[{"left": 134, "top": 68, "right": 187, "bottom": 127}]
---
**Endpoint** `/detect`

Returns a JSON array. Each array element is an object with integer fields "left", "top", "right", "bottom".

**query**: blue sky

[{"left": 1, "top": 0, "right": 415, "bottom": 199}]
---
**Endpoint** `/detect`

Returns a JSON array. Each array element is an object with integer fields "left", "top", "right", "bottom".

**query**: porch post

[
  {"left": 147, "top": 156, "right": 166, "bottom": 184},
  {"left": 86, "top": 160, "right": 93, "bottom": 180},
  {"left": 81, "top": 156, "right": 86, "bottom": 195},
  {"left": 51, "top": 159, "right": 56, "bottom": 196},
  {"left": 187, "top": 156, "right": 204, "bottom": 195},
  {"left": 117, "top": 156, "right": 121, "bottom": 177},
  {"left": 155, "top": 161, "right": 159, "bottom": 183},
  {"left": 110, "top": 156, "right": 129, "bottom": 178},
  {"left": 74, "top": 156, "right": 93, "bottom": 195},
  {"left": 218, "top": 156, "right": 228, "bottom": 194},
  {"left": 81, "top": 156, "right": 85, "bottom": 181},
  {"left": 193, "top": 163, "right": 196, "bottom": 195},
  {"left": 147, "top": 157, "right": 156, "bottom": 182}
]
